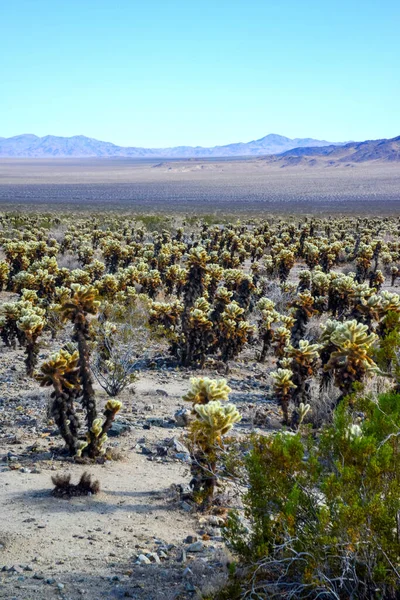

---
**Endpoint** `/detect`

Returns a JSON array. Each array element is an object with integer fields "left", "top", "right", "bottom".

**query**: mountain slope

[
  {"left": 0, "top": 133, "right": 339, "bottom": 158},
  {"left": 271, "top": 136, "right": 400, "bottom": 165}
]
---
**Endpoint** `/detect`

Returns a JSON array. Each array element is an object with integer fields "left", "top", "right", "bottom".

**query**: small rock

[
  {"left": 57, "top": 583, "right": 65, "bottom": 590},
  {"left": 182, "top": 567, "right": 193, "bottom": 578},
  {"left": 186, "top": 541, "right": 204, "bottom": 553},
  {"left": 136, "top": 554, "right": 151, "bottom": 565},
  {"left": 174, "top": 409, "right": 191, "bottom": 427},
  {"left": 109, "top": 422, "right": 131, "bottom": 437},
  {"left": 175, "top": 452, "right": 191, "bottom": 463},
  {"left": 147, "top": 552, "right": 160, "bottom": 564},
  {"left": 9, "top": 565, "right": 24, "bottom": 574},
  {"left": 181, "top": 501, "right": 193, "bottom": 513},
  {"left": 185, "top": 535, "right": 197, "bottom": 544},
  {"left": 177, "top": 549, "right": 187, "bottom": 563}
]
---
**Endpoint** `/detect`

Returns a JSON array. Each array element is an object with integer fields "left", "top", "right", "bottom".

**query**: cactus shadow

[{"left": 9, "top": 487, "right": 176, "bottom": 515}]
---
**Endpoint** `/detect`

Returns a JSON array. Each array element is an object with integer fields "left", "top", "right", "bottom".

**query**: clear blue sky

[{"left": 1, "top": 0, "right": 399, "bottom": 147}]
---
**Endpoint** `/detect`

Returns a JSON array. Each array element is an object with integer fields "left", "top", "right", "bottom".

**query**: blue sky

[{"left": 1, "top": 0, "right": 399, "bottom": 147}]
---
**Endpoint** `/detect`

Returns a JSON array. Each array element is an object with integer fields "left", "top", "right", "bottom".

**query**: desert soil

[{"left": 0, "top": 322, "right": 273, "bottom": 600}]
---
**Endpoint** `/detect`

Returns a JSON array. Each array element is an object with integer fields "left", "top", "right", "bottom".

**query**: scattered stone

[
  {"left": 175, "top": 452, "right": 191, "bottom": 463},
  {"left": 147, "top": 552, "right": 160, "bottom": 564},
  {"left": 9, "top": 565, "right": 24, "bottom": 574},
  {"left": 109, "top": 422, "right": 131, "bottom": 437},
  {"left": 182, "top": 567, "right": 193, "bottom": 578},
  {"left": 181, "top": 501, "right": 193, "bottom": 512},
  {"left": 136, "top": 554, "right": 151, "bottom": 565},
  {"left": 177, "top": 549, "right": 187, "bottom": 563},
  {"left": 174, "top": 408, "right": 191, "bottom": 427},
  {"left": 185, "top": 535, "right": 197, "bottom": 544},
  {"left": 186, "top": 541, "right": 204, "bottom": 552}
]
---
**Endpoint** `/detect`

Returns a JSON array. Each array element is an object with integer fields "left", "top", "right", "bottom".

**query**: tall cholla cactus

[
  {"left": 270, "top": 368, "right": 297, "bottom": 424},
  {"left": 37, "top": 350, "right": 123, "bottom": 458},
  {"left": 61, "top": 284, "right": 103, "bottom": 458},
  {"left": 188, "top": 399, "right": 241, "bottom": 506},
  {"left": 183, "top": 377, "right": 231, "bottom": 406},
  {"left": 36, "top": 349, "right": 81, "bottom": 455},
  {"left": 325, "top": 319, "right": 379, "bottom": 401},
  {"left": 17, "top": 309, "right": 46, "bottom": 376}
]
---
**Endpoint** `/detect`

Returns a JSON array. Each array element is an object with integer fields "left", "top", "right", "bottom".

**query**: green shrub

[{"left": 222, "top": 393, "right": 400, "bottom": 599}]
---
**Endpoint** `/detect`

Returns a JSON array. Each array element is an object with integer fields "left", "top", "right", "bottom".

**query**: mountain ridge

[
  {"left": 0, "top": 133, "right": 342, "bottom": 158},
  {"left": 264, "top": 135, "right": 400, "bottom": 166}
]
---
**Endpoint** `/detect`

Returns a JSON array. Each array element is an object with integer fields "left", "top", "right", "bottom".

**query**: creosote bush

[{"left": 222, "top": 393, "right": 400, "bottom": 600}]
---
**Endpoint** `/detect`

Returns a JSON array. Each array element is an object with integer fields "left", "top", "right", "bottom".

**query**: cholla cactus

[
  {"left": 183, "top": 377, "right": 231, "bottom": 406},
  {"left": 182, "top": 298, "right": 214, "bottom": 367},
  {"left": 36, "top": 349, "right": 81, "bottom": 455},
  {"left": 290, "top": 291, "right": 317, "bottom": 345},
  {"left": 17, "top": 309, "right": 46, "bottom": 376},
  {"left": 219, "top": 301, "right": 255, "bottom": 364},
  {"left": 325, "top": 319, "right": 379, "bottom": 400},
  {"left": 355, "top": 243, "right": 373, "bottom": 283},
  {"left": 194, "top": 401, "right": 241, "bottom": 439},
  {"left": 0, "top": 302, "right": 24, "bottom": 348},
  {"left": 270, "top": 368, "right": 297, "bottom": 424},
  {"left": 276, "top": 249, "right": 295, "bottom": 283},
  {"left": 256, "top": 298, "right": 280, "bottom": 362},
  {"left": 61, "top": 285, "right": 102, "bottom": 458},
  {"left": 273, "top": 326, "right": 291, "bottom": 359},
  {"left": 304, "top": 242, "right": 320, "bottom": 270},
  {"left": 183, "top": 246, "right": 209, "bottom": 313},
  {"left": 286, "top": 340, "right": 321, "bottom": 407},
  {"left": 149, "top": 300, "right": 183, "bottom": 331},
  {"left": 0, "top": 261, "right": 10, "bottom": 291},
  {"left": 189, "top": 400, "right": 241, "bottom": 506}
]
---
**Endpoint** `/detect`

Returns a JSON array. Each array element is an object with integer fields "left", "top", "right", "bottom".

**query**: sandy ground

[{"left": 0, "top": 331, "right": 272, "bottom": 600}]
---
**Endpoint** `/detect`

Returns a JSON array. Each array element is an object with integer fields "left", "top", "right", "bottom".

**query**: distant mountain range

[
  {"left": 0, "top": 133, "right": 342, "bottom": 158},
  {"left": 264, "top": 135, "right": 400, "bottom": 166}
]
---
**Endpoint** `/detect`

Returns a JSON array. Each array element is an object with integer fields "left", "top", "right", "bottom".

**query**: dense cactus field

[{"left": 2, "top": 211, "right": 400, "bottom": 599}]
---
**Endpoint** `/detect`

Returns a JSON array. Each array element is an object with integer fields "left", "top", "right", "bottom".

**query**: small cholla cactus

[
  {"left": 183, "top": 377, "right": 231, "bottom": 406},
  {"left": 0, "top": 261, "right": 10, "bottom": 291},
  {"left": 188, "top": 400, "right": 241, "bottom": 506},
  {"left": 270, "top": 368, "right": 297, "bottom": 425}
]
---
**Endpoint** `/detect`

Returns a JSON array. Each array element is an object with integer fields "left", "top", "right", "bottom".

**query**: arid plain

[{"left": 0, "top": 157, "right": 399, "bottom": 213}]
